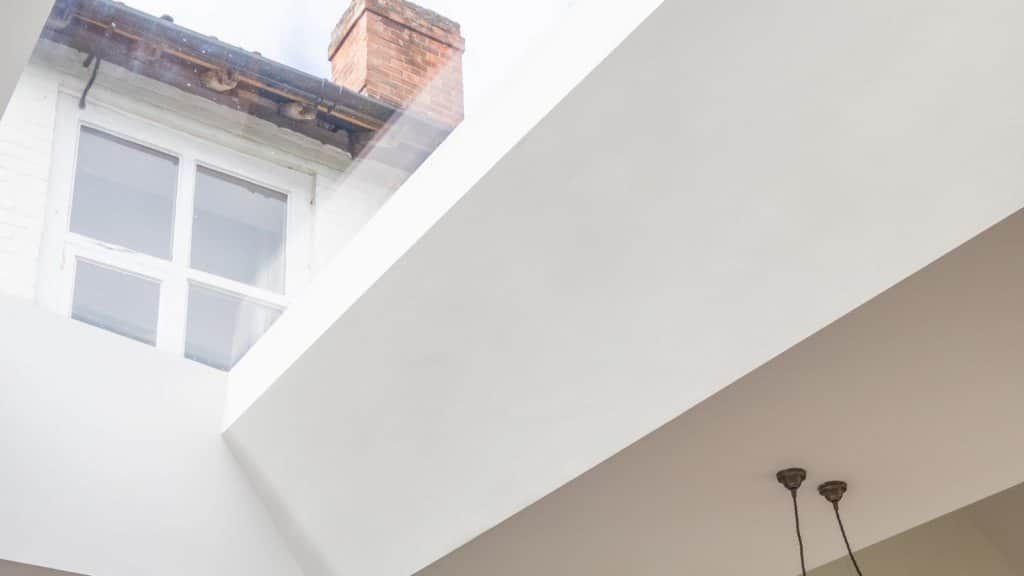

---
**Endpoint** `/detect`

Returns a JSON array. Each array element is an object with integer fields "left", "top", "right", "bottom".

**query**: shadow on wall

[
  {"left": 0, "top": 560, "right": 87, "bottom": 576},
  {"left": 810, "top": 480, "right": 1024, "bottom": 576}
]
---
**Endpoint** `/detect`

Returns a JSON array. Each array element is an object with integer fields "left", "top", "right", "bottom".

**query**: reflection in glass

[
  {"left": 191, "top": 167, "right": 287, "bottom": 292},
  {"left": 71, "top": 259, "right": 160, "bottom": 345},
  {"left": 70, "top": 127, "right": 178, "bottom": 259},
  {"left": 185, "top": 283, "right": 282, "bottom": 370}
]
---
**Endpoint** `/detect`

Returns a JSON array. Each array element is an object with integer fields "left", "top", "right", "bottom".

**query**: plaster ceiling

[{"left": 417, "top": 207, "right": 1024, "bottom": 574}]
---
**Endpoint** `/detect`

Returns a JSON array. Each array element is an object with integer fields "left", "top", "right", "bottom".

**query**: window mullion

[
  {"left": 171, "top": 153, "right": 197, "bottom": 268},
  {"left": 158, "top": 155, "right": 197, "bottom": 355}
]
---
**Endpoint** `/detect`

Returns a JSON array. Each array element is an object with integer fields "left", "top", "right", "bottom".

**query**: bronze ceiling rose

[
  {"left": 777, "top": 468, "right": 807, "bottom": 491},
  {"left": 818, "top": 480, "right": 848, "bottom": 504}
]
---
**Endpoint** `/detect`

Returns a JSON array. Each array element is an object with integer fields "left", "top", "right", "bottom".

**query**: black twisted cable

[
  {"left": 791, "top": 489, "right": 807, "bottom": 576},
  {"left": 832, "top": 501, "right": 864, "bottom": 576}
]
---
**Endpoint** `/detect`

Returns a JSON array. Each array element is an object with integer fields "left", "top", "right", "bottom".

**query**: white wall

[
  {"left": 0, "top": 62, "right": 57, "bottom": 300},
  {"left": 311, "top": 158, "right": 402, "bottom": 272},
  {"left": 0, "top": 559, "right": 84, "bottom": 576},
  {"left": 0, "top": 293, "right": 301, "bottom": 576},
  {"left": 224, "top": 0, "right": 1024, "bottom": 574},
  {"left": 811, "top": 512, "right": 1017, "bottom": 576}
]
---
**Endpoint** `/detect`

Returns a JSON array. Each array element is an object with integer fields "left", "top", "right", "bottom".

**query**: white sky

[{"left": 120, "top": 0, "right": 576, "bottom": 117}]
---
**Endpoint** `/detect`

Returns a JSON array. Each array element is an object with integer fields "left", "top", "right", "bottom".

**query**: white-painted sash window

[
  {"left": 71, "top": 259, "right": 161, "bottom": 346},
  {"left": 39, "top": 93, "right": 313, "bottom": 370}
]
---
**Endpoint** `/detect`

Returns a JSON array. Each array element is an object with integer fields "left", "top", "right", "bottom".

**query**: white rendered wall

[{"left": 0, "top": 293, "right": 302, "bottom": 576}]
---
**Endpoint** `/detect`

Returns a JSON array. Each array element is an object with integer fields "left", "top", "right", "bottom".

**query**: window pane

[
  {"left": 70, "top": 127, "right": 178, "bottom": 259},
  {"left": 191, "top": 167, "right": 287, "bottom": 292},
  {"left": 72, "top": 260, "right": 160, "bottom": 345},
  {"left": 184, "top": 284, "right": 282, "bottom": 370}
]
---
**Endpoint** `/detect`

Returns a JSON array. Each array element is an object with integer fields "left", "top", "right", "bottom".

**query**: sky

[{"left": 120, "top": 0, "right": 577, "bottom": 117}]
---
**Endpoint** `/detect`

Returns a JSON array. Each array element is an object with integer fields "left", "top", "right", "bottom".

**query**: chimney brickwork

[{"left": 328, "top": 0, "right": 465, "bottom": 128}]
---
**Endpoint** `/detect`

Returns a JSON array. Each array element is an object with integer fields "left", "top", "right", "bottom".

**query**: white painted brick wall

[
  {"left": 0, "top": 41, "right": 409, "bottom": 307},
  {"left": 0, "top": 63, "right": 58, "bottom": 301}
]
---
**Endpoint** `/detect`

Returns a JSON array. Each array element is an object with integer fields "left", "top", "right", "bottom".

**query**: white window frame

[{"left": 38, "top": 90, "right": 314, "bottom": 360}]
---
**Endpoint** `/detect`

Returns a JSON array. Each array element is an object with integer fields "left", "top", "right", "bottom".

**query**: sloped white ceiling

[
  {"left": 416, "top": 207, "right": 1024, "bottom": 574},
  {"left": 0, "top": 1, "right": 52, "bottom": 118}
]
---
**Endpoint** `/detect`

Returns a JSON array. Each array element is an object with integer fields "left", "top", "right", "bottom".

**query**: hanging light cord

[
  {"left": 831, "top": 502, "right": 864, "bottom": 576},
  {"left": 790, "top": 489, "right": 807, "bottom": 576}
]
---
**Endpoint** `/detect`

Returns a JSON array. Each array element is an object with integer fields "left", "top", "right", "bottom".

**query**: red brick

[{"left": 328, "top": 0, "right": 465, "bottom": 127}]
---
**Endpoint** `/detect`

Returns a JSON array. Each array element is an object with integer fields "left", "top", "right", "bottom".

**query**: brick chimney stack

[{"left": 328, "top": 0, "right": 465, "bottom": 128}]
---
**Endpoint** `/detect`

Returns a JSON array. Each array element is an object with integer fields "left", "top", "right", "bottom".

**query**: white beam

[
  {"left": 0, "top": 0, "right": 52, "bottom": 118},
  {"left": 225, "top": 1, "right": 1024, "bottom": 574}
]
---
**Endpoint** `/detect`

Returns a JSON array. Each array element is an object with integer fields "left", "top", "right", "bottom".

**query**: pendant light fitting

[
  {"left": 818, "top": 479, "right": 864, "bottom": 576},
  {"left": 776, "top": 468, "right": 808, "bottom": 576},
  {"left": 775, "top": 471, "right": 866, "bottom": 576}
]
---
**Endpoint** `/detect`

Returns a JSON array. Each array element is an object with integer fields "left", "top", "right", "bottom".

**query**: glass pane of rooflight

[
  {"left": 184, "top": 283, "right": 282, "bottom": 370},
  {"left": 71, "top": 260, "right": 160, "bottom": 346},
  {"left": 191, "top": 167, "right": 287, "bottom": 293},
  {"left": 70, "top": 127, "right": 178, "bottom": 259}
]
